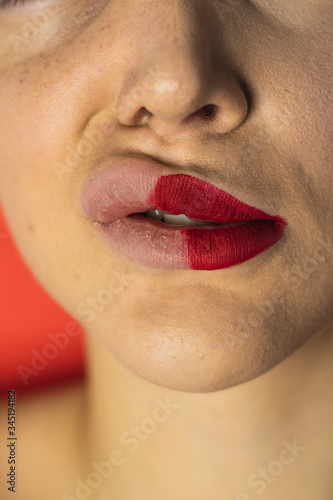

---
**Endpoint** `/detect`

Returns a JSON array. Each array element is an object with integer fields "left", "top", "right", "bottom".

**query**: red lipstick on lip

[{"left": 81, "top": 159, "right": 287, "bottom": 270}]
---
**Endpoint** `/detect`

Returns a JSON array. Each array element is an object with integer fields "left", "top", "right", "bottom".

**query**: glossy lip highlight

[{"left": 81, "top": 158, "right": 288, "bottom": 270}]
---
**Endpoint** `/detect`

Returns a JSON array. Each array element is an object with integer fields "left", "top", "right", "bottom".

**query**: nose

[{"left": 115, "top": 1, "right": 248, "bottom": 139}]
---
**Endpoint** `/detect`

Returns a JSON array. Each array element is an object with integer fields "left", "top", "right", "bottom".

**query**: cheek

[
  {"left": 0, "top": 30, "right": 128, "bottom": 318},
  {"left": 0, "top": 90, "right": 83, "bottom": 313},
  {"left": 0, "top": 50, "right": 94, "bottom": 256},
  {"left": 292, "top": 70, "right": 333, "bottom": 174}
]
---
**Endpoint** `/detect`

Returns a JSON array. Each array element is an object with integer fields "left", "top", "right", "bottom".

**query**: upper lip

[{"left": 81, "top": 155, "right": 287, "bottom": 227}]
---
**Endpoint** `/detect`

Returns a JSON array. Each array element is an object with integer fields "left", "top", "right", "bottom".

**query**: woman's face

[{"left": 0, "top": 0, "right": 332, "bottom": 392}]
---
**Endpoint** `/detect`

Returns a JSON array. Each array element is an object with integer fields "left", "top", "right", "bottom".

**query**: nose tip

[
  {"left": 116, "top": 66, "right": 248, "bottom": 138},
  {"left": 116, "top": 65, "right": 210, "bottom": 122}
]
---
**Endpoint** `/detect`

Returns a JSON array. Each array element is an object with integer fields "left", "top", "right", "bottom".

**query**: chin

[
  {"left": 79, "top": 278, "right": 324, "bottom": 393},
  {"left": 91, "top": 307, "right": 311, "bottom": 393}
]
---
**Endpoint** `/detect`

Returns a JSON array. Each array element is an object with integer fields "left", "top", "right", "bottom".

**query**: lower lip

[{"left": 92, "top": 214, "right": 286, "bottom": 271}]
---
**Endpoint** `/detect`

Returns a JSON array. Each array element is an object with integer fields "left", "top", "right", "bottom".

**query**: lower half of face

[
  {"left": 0, "top": 0, "right": 332, "bottom": 392},
  {"left": 1, "top": 170, "right": 333, "bottom": 393}
]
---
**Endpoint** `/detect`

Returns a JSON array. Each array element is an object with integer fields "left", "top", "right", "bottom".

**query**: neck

[{"left": 81, "top": 322, "right": 333, "bottom": 500}]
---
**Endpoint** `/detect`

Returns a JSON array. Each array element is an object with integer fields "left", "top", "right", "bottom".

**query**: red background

[{"left": 0, "top": 205, "right": 85, "bottom": 394}]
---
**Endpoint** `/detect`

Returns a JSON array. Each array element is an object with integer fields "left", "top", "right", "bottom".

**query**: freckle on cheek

[{"left": 28, "top": 223, "right": 35, "bottom": 234}]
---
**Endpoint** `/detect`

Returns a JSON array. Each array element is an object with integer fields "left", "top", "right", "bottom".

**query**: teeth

[
  {"left": 144, "top": 209, "right": 164, "bottom": 221},
  {"left": 163, "top": 213, "right": 206, "bottom": 226},
  {"left": 144, "top": 209, "right": 217, "bottom": 226}
]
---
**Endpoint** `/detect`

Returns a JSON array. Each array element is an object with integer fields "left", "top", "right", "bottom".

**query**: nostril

[
  {"left": 131, "top": 107, "right": 153, "bottom": 127},
  {"left": 199, "top": 104, "right": 217, "bottom": 118}
]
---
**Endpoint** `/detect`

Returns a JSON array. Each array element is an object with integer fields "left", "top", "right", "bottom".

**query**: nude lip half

[{"left": 81, "top": 159, "right": 287, "bottom": 270}]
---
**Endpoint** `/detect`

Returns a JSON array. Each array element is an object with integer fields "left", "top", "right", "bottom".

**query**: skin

[{"left": 0, "top": 0, "right": 332, "bottom": 498}]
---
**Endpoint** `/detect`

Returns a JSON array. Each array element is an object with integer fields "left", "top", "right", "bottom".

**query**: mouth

[{"left": 81, "top": 158, "right": 287, "bottom": 270}]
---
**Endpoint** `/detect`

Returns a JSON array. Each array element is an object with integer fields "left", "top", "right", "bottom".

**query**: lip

[{"left": 81, "top": 158, "right": 287, "bottom": 270}]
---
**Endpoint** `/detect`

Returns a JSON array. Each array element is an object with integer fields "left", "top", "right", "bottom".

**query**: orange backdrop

[{"left": 0, "top": 205, "right": 85, "bottom": 394}]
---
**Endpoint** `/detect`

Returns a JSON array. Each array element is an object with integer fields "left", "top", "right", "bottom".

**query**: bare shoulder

[{"left": 0, "top": 380, "right": 87, "bottom": 500}]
